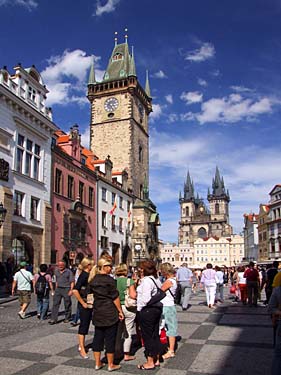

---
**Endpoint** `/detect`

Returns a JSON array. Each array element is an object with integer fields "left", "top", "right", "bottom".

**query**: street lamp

[
  {"left": 134, "top": 244, "right": 142, "bottom": 265},
  {"left": 0, "top": 202, "right": 7, "bottom": 228}
]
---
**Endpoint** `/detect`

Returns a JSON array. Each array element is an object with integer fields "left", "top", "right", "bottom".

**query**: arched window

[
  {"left": 215, "top": 203, "right": 220, "bottom": 214},
  {"left": 186, "top": 207, "right": 189, "bottom": 216},
  {"left": 140, "top": 184, "right": 143, "bottom": 199},
  {"left": 198, "top": 227, "right": 207, "bottom": 238},
  {"left": 112, "top": 53, "right": 123, "bottom": 61}
]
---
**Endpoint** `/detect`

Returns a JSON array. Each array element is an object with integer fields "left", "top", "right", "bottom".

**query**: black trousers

[
  {"left": 139, "top": 306, "right": 162, "bottom": 357},
  {"left": 92, "top": 323, "right": 118, "bottom": 353},
  {"left": 78, "top": 304, "right": 93, "bottom": 335}
]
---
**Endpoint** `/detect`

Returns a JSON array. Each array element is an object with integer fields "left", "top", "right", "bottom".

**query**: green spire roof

[
  {"left": 88, "top": 58, "right": 96, "bottom": 85},
  {"left": 102, "top": 42, "right": 132, "bottom": 82},
  {"left": 128, "top": 46, "right": 137, "bottom": 77},
  {"left": 145, "top": 70, "right": 151, "bottom": 98}
]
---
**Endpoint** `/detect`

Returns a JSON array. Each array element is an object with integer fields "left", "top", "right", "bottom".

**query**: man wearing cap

[
  {"left": 49, "top": 260, "right": 75, "bottom": 324},
  {"left": 12, "top": 261, "right": 34, "bottom": 319}
]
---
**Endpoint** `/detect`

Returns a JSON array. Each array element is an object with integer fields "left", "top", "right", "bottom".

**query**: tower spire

[
  {"left": 88, "top": 57, "right": 96, "bottom": 85},
  {"left": 145, "top": 70, "right": 151, "bottom": 98},
  {"left": 124, "top": 28, "right": 128, "bottom": 44},
  {"left": 129, "top": 46, "right": 137, "bottom": 77},
  {"left": 114, "top": 31, "right": 118, "bottom": 46}
]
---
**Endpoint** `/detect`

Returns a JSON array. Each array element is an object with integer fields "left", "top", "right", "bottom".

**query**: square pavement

[{"left": 0, "top": 292, "right": 274, "bottom": 375}]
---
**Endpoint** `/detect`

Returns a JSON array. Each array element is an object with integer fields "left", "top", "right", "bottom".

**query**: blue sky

[{"left": 1, "top": 0, "right": 281, "bottom": 242}]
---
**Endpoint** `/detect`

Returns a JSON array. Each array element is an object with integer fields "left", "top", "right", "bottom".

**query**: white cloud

[
  {"left": 0, "top": 0, "right": 37, "bottom": 10},
  {"left": 165, "top": 94, "right": 173, "bottom": 104},
  {"left": 185, "top": 42, "right": 215, "bottom": 62},
  {"left": 95, "top": 0, "right": 121, "bottom": 16},
  {"left": 180, "top": 91, "right": 203, "bottom": 105},
  {"left": 41, "top": 49, "right": 103, "bottom": 106},
  {"left": 167, "top": 113, "right": 178, "bottom": 123},
  {"left": 230, "top": 85, "right": 254, "bottom": 93},
  {"left": 150, "top": 103, "right": 163, "bottom": 121},
  {"left": 153, "top": 70, "right": 167, "bottom": 79},
  {"left": 193, "top": 94, "right": 272, "bottom": 124},
  {"left": 198, "top": 78, "right": 208, "bottom": 87},
  {"left": 80, "top": 127, "right": 90, "bottom": 149}
]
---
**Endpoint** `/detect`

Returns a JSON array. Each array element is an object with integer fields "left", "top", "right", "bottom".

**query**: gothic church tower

[{"left": 87, "top": 36, "right": 152, "bottom": 199}]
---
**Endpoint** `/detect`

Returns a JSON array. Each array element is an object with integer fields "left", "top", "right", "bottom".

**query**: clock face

[
  {"left": 104, "top": 97, "right": 119, "bottom": 112},
  {"left": 138, "top": 103, "right": 144, "bottom": 118}
]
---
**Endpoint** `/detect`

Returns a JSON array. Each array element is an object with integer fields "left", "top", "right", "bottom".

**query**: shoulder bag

[
  {"left": 146, "top": 277, "right": 166, "bottom": 307},
  {"left": 124, "top": 278, "right": 137, "bottom": 310}
]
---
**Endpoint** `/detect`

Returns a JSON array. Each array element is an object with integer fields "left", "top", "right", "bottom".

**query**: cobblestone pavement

[{"left": 0, "top": 288, "right": 273, "bottom": 375}]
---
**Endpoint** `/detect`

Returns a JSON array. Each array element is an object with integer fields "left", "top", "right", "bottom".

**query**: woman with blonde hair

[
  {"left": 160, "top": 262, "right": 178, "bottom": 360},
  {"left": 89, "top": 258, "right": 124, "bottom": 371},
  {"left": 115, "top": 263, "right": 137, "bottom": 361},
  {"left": 72, "top": 257, "right": 95, "bottom": 359}
]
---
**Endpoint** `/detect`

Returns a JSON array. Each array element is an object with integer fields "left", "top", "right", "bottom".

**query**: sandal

[
  {"left": 162, "top": 350, "right": 175, "bottom": 360},
  {"left": 137, "top": 364, "right": 156, "bottom": 370}
]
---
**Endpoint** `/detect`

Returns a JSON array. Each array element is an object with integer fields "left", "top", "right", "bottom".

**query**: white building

[
  {"left": 268, "top": 185, "right": 281, "bottom": 259},
  {"left": 243, "top": 213, "right": 259, "bottom": 262},
  {"left": 0, "top": 64, "right": 57, "bottom": 267},
  {"left": 160, "top": 234, "right": 244, "bottom": 269},
  {"left": 95, "top": 157, "right": 134, "bottom": 264}
]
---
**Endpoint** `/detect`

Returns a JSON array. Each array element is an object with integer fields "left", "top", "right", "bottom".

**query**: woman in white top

[
  {"left": 237, "top": 266, "right": 247, "bottom": 305},
  {"left": 136, "top": 260, "right": 162, "bottom": 370},
  {"left": 160, "top": 263, "right": 178, "bottom": 360},
  {"left": 200, "top": 263, "right": 219, "bottom": 308}
]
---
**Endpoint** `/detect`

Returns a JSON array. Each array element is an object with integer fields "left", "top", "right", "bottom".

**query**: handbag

[
  {"left": 230, "top": 285, "right": 236, "bottom": 294},
  {"left": 146, "top": 277, "right": 166, "bottom": 307},
  {"left": 124, "top": 278, "right": 137, "bottom": 310}
]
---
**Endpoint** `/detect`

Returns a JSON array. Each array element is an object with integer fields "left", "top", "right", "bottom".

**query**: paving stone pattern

[{"left": 0, "top": 288, "right": 273, "bottom": 375}]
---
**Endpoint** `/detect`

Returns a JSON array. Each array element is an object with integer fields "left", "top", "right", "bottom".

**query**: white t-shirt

[
  {"left": 238, "top": 272, "right": 247, "bottom": 285},
  {"left": 14, "top": 269, "right": 34, "bottom": 291},
  {"left": 162, "top": 277, "right": 177, "bottom": 307}
]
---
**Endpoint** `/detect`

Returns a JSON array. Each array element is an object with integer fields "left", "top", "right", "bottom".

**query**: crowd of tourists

[{"left": 8, "top": 257, "right": 281, "bottom": 373}]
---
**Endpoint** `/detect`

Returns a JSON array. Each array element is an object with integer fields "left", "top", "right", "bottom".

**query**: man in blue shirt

[{"left": 176, "top": 263, "right": 193, "bottom": 310}]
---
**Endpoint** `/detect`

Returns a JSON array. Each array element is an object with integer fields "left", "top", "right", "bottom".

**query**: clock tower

[
  {"left": 87, "top": 38, "right": 152, "bottom": 199},
  {"left": 87, "top": 36, "right": 160, "bottom": 264}
]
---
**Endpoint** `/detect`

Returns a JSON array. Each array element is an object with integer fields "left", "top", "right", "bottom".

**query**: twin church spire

[{"left": 180, "top": 167, "right": 230, "bottom": 203}]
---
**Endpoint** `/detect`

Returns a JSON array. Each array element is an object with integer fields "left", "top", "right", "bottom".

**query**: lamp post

[
  {"left": 0, "top": 202, "right": 7, "bottom": 228},
  {"left": 134, "top": 244, "right": 142, "bottom": 266}
]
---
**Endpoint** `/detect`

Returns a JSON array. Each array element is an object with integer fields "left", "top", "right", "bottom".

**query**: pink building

[{"left": 51, "top": 125, "right": 97, "bottom": 265}]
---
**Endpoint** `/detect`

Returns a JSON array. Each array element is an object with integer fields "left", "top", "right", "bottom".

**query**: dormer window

[
  {"left": 28, "top": 86, "right": 36, "bottom": 103},
  {"left": 112, "top": 53, "right": 123, "bottom": 61}
]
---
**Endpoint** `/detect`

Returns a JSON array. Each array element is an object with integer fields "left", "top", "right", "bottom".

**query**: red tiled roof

[{"left": 244, "top": 213, "right": 259, "bottom": 222}]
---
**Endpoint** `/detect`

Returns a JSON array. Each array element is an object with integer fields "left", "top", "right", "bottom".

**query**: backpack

[{"left": 35, "top": 273, "right": 48, "bottom": 297}]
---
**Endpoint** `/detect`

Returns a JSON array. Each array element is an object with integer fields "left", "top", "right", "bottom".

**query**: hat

[{"left": 20, "top": 261, "right": 27, "bottom": 267}]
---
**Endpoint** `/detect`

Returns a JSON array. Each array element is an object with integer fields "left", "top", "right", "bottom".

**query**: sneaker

[
  {"left": 18, "top": 311, "right": 25, "bottom": 319},
  {"left": 63, "top": 319, "right": 70, "bottom": 323},
  {"left": 37, "top": 314, "right": 41, "bottom": 319},
  {"left": 48, "top": 320, "right": 57, "bottom": 325}
]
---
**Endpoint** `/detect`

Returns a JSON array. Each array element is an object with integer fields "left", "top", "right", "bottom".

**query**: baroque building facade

[
  {"left": 268, "top": 184, "right": 281, "bottom": 259},
  {"left": 0, "top": 64, "right": 57, "bottom": 268},
  {"left": 178, "top": 167, "right": 232, "bottom": 245},
  {"left": 52, "top": 125, "right": 97, "bottom": 265},
  {"left": 87, "top": 37, "right": 160, "bottom": 264}
]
